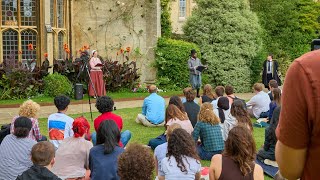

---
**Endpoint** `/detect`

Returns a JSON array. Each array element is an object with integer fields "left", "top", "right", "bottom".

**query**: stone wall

[
  {"left": 72, "top": 0, "right": 160, "bottom": 83},
  {"left": 170, "top": 0, "right": 196, "bottom": 34}
]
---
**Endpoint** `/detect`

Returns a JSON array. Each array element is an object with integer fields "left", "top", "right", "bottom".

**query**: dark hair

[
  {"left": 167, "top": 128, "right": 200, "bottom": 173},
  {"left": 14, "top": 116, "right": 32, "bottom": 138},
  {"left": 268, "top": 53, "right": 273, "bottom": 58},
  {"left": 31, "top": 141, "right": 55, "bottom": 166},
  {"left": 185, "top": 89, "right": 196, "bottom": 102},
  {"left": 165, "top": 104, "right": 188, "bottom": 124},
  {"left": 272, "top": 88, "right": 281, "bottom": 106},
  {"left": 266, "top": 106, "right": 281, "bottom": 147},
  {"left": 225, "top": 85, "right": 234, "bottom": 95},
  {"left": 118, "top": 143, "right": 155, "bottom": 180},
  {"left": 224, "top": 125, "right": 256, "bottom": 176},
  {"left": 217, "top": 97, "right": 229, "bottom": 123},
  {"left": 54, "top": 95, "right": 70, "bottom": 111},
  {"left": 231, "top": 100, "right": 253, "bottom": 131},
  {"left": 72, "top": 116, "right": 90, "bottom": 138},
  {"left": 268, "top": 80, "right": 278, "bottom": 88},
  {"left": 169, "top": 96, "right": 185, "bottom": 113},
  {"left": 215, "top": 86, "right": 225, "bottom": 97},
  {"left": 96, "top": 120, "right": 120, "bottom": 154},
  {"left": 95, "top": 96, "right": 114, "bottom": 113}
]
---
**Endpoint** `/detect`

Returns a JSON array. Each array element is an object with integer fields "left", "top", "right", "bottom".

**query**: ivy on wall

[{"left": 160, "top": 0, "right": 172, "bottom": 37}]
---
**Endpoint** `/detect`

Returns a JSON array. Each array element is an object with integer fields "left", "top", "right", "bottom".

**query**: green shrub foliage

[
  {"left": 160, "top": 0, "right": 172, "bottom": 38},
  {"left": 183, "top": 0, "right": 262, "bottom": 92},
  {"left": 44, "top": 73, "right": 73, "bottom": 97},
  {"left": 155, "top": 38, "right": 201, "bottom": 90}
]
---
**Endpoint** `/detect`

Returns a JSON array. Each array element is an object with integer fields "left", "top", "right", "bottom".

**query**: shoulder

[
  {"left": 211, "top": 154, "right": 222, "bottom": 162},
  {"left": 254, "top": 164, "right": 264, "bottom": 179}
]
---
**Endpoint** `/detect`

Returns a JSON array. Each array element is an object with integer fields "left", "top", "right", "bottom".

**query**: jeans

[
  {"left": 37, "top": 135, "right": 47, "bottom": 142},
  {"left": 91, "top": 130, "right": 132, "bottom": 147},
  {"left": 259, "top": 111, "right": 269, "bottom": 118},
  {"left": 196, "top": 145, "right": 223, "bottom": 160}
]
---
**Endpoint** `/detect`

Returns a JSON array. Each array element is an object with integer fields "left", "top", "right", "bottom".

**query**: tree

[{"left": 183, "top": 0, "right": 262, "bottom": 92}]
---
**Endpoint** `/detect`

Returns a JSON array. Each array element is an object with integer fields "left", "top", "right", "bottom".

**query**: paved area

[{"left": 0, "top": 93, "right": 255, "bottom": 124}]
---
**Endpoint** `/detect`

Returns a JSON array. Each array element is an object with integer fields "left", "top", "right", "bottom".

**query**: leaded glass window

[
  {"left": 21, "top": 29, "right": 37, "bottom": 60},
  {"left": 2, "top": 29, "right": 18, "bottom": 61},
  {"left": 2, "top": 0, "right": 18, "bottom": 26},
  {"left": 20, "top": 0, "right": 36, "bottom": 26},
  {"left": 179, "top": 0, "right": 186, "bottom": 17},
  {"left": 58, "top": 31, "right": 64, "bottom": 59},
  {"left": 57, "top": 0, "right": 64, "bottom": 28},
  {"left": 50, "top": 0, "right": 54, "bottom": 26}
]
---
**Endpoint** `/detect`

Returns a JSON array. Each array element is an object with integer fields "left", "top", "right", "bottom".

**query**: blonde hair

[
  {"left": 166, "top": 123, "right": 182, "bottom": 140},
  {"left": 198, "top": 103, "right": 220, "bottom": 125},
  {"left": 19, "top": 100, "right": 40, "bottom": 118},
  {"left": 253, "top": 83, "right": 264, "bottom": 92},
  {"left": 203, "top": 84, "right": 216, "bottom": 99}
]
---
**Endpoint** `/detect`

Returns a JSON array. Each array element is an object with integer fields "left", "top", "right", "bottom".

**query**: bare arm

[
  {"left": 276, "top": 140, "right": 307, "bottom": 180},
  {"left": 253, "top": 164, "right": 264, "bottom": 180},
  {"left": 158, "top": 176, "right": 165, "bottom": 180},
  {"left": 209, "top": 154, "right": 221, "bottom": 180},
  {"left": 154, "top": 156, "right": 159, "bottom": 176},
  {"left": 195, "top": 172, "right": 201, "bottom": 180}
]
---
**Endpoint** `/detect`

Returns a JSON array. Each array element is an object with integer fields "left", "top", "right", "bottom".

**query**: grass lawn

[{"left": 38, "top": 107, "right": 272, "bottom": 180}]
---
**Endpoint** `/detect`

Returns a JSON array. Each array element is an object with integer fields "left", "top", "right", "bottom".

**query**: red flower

[
  {"left": 120, "top": 48, "right": 124, "bottom": 54},
  {"left": 27, "top": 43, "right": 33, "bottom": 50},
  {"left": 44, "top": 53, "right": 48, "bottom": 57},
  {"left": 84, "top": 45, "right": 89, "bottom": 50},
  {"left": 66, "top": 48, "right": 70, "bottom": 54},
  {"left": 117, "top": 52, "right": 119, "bottom": 56},
  {"left": 126, "top": 47, "right": 131, "bottom": 53}
]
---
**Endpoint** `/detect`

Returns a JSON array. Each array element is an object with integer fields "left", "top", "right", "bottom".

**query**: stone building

[
  {"left": 170, "top": 0, "right": 196, "bottom": 34},
  {"left": 0, "top": 0, "right": 160, "bottom": 83}
]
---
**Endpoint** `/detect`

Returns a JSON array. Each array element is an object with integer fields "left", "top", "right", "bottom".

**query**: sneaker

[{"left": 264, "top": 159, "right": 278, "bottom": 167}]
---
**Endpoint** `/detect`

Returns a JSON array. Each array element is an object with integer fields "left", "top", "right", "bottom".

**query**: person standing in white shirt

[{"left": 246, "top": 83, "right": 271, "bottom": 119}]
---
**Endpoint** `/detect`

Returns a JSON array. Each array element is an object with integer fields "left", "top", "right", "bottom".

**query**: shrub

[
  {"left": 44, "top": 73, "right": 73, "bottom": 97},
  {"left": 183, "top": 0, "right": 262, "bottom": 92},
  {"left": 155, "top": 38, "right": 202, "bottom": 90}
]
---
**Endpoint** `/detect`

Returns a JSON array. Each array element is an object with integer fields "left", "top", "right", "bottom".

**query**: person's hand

[{"left": 194, "top": 66, "right": 198, "bottom": 70}]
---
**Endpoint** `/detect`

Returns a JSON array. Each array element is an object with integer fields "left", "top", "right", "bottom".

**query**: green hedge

[
  {"left": 155, "top": 38, "right": 201, "bottom": 90},
  {"left": 44, "top": 73, "right": 73, "bottom": 97}
]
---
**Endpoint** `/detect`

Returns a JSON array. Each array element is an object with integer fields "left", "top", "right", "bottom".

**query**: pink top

[
  {"left": 166, "top": 118, "right": 194, "bottom": 134},
  {"left": 90, "top": 57, "right": 102, "bottom": 71}
]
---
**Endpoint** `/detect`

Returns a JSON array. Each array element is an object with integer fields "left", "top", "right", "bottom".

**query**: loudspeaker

[{"left": 74, "top": 83, "right": 83, "bottom": 100}]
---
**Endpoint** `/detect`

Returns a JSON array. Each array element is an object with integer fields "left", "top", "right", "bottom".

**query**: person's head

[
  {"left": 198, "top": 103, "right": 220, "bottom": 125},
  {"left": 253, "top": 83, "right": 264, "bottom": 93},
  {"left": 31, "top": 141, "right": 55, "bottom": 167},
  {"left": 92, "top": 50, "right": 97, "bottom": 57},
  {"left": 224, "top": 125, "right": 256, "bottom": 176},
  {"left": 96, "top": 120, "right": 120, "bottom": 154},
  {"left": 267, "top": 53, "right": 273, "bottom": 61},
  {"left": 268, "top": 79, "right": 278, "bottom": 90},
  {"left": 95, "top": 96, "right": 114, "bottom": 113},
  {"left": 13, "top": 116, "right": 32, "bottom": 138},
  {"left": 217, "top": 97, "right": 229, "bottom": 110},
  {"left": 215, "top": 86, "right": 225, "bottom": 97},
  {"left": 225, "top": 85, "right": 234, "bottom": 96},
  {"left": 272, "top": 88, "right": 282, "bottom": 106},
  {"left": 165, "top": 104, "right": 188, "bottom": 123},
  {"left": 191, "top": 49, "right": 197, "bottom": 58},
  {"left": 54, "top": 95, "right": 70, "bottom": 112},
  {"left": 148, "top": 85, "right": 157, "bottom": 93},
  {"left": 231, "top": 100, "right": 253, "bottom": 131},
  {"left": 72, "top": 116, "right": 91, "bottom": 138},
  {"left": 169, "top": 96, "right": 185, "bottom": 113},
  {"left": 118, "top": 143, "right": 155, "bottom": 180},
  {"left": 167, "top": 128, "right": 200, "bottom": 173},
  {"left": 203, "top": 84, "right": 216, "bottom": 99},
  {"left": 185, "top": 89, "right": 196, "bottom": 102},
  {"left": 18, "top": 100, "right": 40, "bottom": 118},
  {"left": 166, "top": 123, "right": 182, "bottom": 141}
]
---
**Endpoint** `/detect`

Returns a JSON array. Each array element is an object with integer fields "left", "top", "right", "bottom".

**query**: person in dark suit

[{"left": 262, "top": 54, "right": 281, "bottom": 89}]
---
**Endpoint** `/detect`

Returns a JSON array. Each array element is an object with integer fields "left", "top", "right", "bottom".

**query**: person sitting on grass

[
  {"left": 193, "top": 103, "right": 224, "bottom": 160},
  {"left": 199, "top": 84, "right": 216, "bottom": 105},
  {"left": 154, "top": 123, "right": 182, "bottom": 178},
  {"left": 89, "top": 120, "right": 124, "bottom": 180},
  {"left": 268, "top": 79, "right": 279, "bottom": 101},
  {"left": 118, "top": 143, "right": 155, "bottom": 180},
  {"left": 92, "top": 96, "right": 131, "bottom": 146},
  {"left": 225, "top": 85, "right": 237, "bottom": 105},
  {"left": 165, "top": 104, "right": 193, "bottom": 134},
  {"left": 183, "top": 89, "right": 200, "bottom": 127},
  {"left": 0, "top": 117, "right": 37, "bottom": 180},
  {"left": 246, "top": 83, "right": 271, "bottom": 119},
  {"left": 52, "top": 117, "right": 93, "bottom": 180},
  {"left": 213, "top": 96, "right": 230, "bottom": 124},
  {"left": 48, "top": 95, "right": 74, "bottom": 149},
  {"left": 17, "top": 142, "right": 61, "bottom": 180},
  {"left": 181, "top": 87, "right": 198, "bottom": 104},
  {"left": 265, "top": 88, "right": 281, "bottom": 124},
  {"left": 136, "top": 85, "right": 166, "bottom": 127},
  {"left": 169, "top": 95, "right": 186, "bottom": 114},
  {"left": 159, "top": 128, "right": 201, "bottom": 180},
  {"left": 211, "top": 86, "right": 225, "bottom": 109},
  {"left": 11, "top": 100, "right": 46, "bottom": 142},
  {"left": 209, "top": 125, "right": 264, "bottom": 180}
]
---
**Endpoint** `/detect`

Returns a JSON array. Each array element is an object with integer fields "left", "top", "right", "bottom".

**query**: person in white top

[
  {"left": 246, "top": 83, "right": 271, "bottom": 119},
  {"left": 48, "top": 95, "right": 74, "bottom": 149},
  {"left": 211, "top": 86, "right": 225, "bottom": 109}
]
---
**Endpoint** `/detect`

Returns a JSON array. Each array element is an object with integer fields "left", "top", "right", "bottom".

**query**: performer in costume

[
  {"left": 89, "top": 50, "right": 106, "bottom": 98},
  {"left": 188, "top": 49, "right": 203, "bottom": 98},
  {"left": 262, "top": 54, "right": 281, "bottom": 89}
]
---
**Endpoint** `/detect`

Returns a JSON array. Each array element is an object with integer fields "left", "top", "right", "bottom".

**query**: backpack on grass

[{"left": 0, "top": 123, "right": 11, "bottom": 144}]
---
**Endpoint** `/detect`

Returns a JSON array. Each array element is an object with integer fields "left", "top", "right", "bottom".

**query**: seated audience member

[
  {"left": 154, "top": 124, "right": 182, "bottom": 177},
  {"left": 92, "top": 96, "right": 131, "bottom": 146},
  {"left": 213, "top": 97, "right": 230, "bottom": 123},
  {"left": 199, "top": 84, "right": 216, "bottom": 104},
  {"left": 166, "top": 104, "right": 193, "bottom": 134},
  {"left": 48, "top": 95, "right": 74, "bottom": 149},
  {"left": 11, "top": 100, "right": 46, "bottom": 142},
  {"left": 52, "top": 117, "right": 93, "bottom": 180},
  {"left": 257, "top": 107, "right": 281, "bottom": 162},
  {"left": 246, "top": 83, "right": 271, "bottom": 119},
  {"left": 89, "top": 120, "right": 124, "bottom": 180},
  {"left": 268, "top": 80, "right": 278, "bottom": 101},
  {"left": 223, "top": 100, "right": 253, "bottom": 141},
  {"left": 159, "top": 128, "right": 201, "bottom": 180},
  {"left": 265, "top": 88, "right": 281, "bottom": 123},
  {"left": 211, "top": 86, "right": 225, "bottom": 109},
  {"left": 225, "top": 85, "right": 236, "bottom": 105},
  {"left": 118, "top": 143, "right": 155, "bottom": 180},
  {"left": 193, "top": 103, "right": 224, "bottom": 160},
  {"left": 136, "top": 85, "right": 166, "bottom": 127},
  {"left": 0, "top": 117, "right": 37, "bottom": 180},
  {"left": 181, "top": 87, "right": 198, "bottom": 104},
  {"left": 17, "top": 142, "right": 61, "bottom": 180},
  {"left": 169, "top": 95, "right": 186, "bottom": 114},
  {"left": 183, "top": 89, "right": 200, "bottom": 127},
  {"left": 209, "top": 125, "right": 264, "bottom": 180}
]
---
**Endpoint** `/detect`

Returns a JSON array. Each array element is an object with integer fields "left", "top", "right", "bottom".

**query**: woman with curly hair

[
  {"left": 159, "top": 128, "right": 201, "bottom": 180},
  {"left": 118, "top": 143, "right": 155, "bottom": 180},
  {"left": 222, "top": 100, "right": 253, "bottom": 141},
  {"left": 10, "top": 100, "right": 46, "bottom": 141},
  {"left": 192, "top": 103, "right": 224, "bottom": 160},
  {"left": 209, "top": 125, "right": 264, "bottom": 180},
  {"left": 165, "top": 104, "right": 193, "bottom": 134},
  {"left": 199, "top": 84, "right": 216, "bottom": 104},
  {"left": 52, "top": 116, "right": 93, "bottom": 180}
]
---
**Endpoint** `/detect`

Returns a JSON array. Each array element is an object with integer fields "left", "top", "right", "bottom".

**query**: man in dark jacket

[
  {"left": 16, "top": 142, "right": 61, "bottom": 180},
  {"left": 262, "top": 54, "right": 281, "bottom": 89}
]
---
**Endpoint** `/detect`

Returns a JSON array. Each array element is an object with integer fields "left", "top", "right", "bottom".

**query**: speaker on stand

[{"left": 74, "top": 83, "right": 83, "bottom": 100}]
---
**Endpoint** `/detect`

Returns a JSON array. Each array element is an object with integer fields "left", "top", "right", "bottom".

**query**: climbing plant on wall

[{"left": 160, "top": 0, "right": 172, "bottom": 37}]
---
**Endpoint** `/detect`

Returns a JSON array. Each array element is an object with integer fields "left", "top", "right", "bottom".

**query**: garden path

[{"left": 0, "top": 93, "right": 254, "bottom": 124}]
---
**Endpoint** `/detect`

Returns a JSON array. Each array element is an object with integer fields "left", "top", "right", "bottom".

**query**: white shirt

[
  {"left": 211, "top": 97, "right": 220, "bottom": 109},
  {"left": 246, "top": 91, "right": 271, "bottom": 118},
  {"left": 48, "top": 113, "right": 74, "bottom": 149}
]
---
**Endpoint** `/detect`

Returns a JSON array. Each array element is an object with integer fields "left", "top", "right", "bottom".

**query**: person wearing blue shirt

[{"left": 135, "top": 85, "right": 165, "bottom": 127}]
